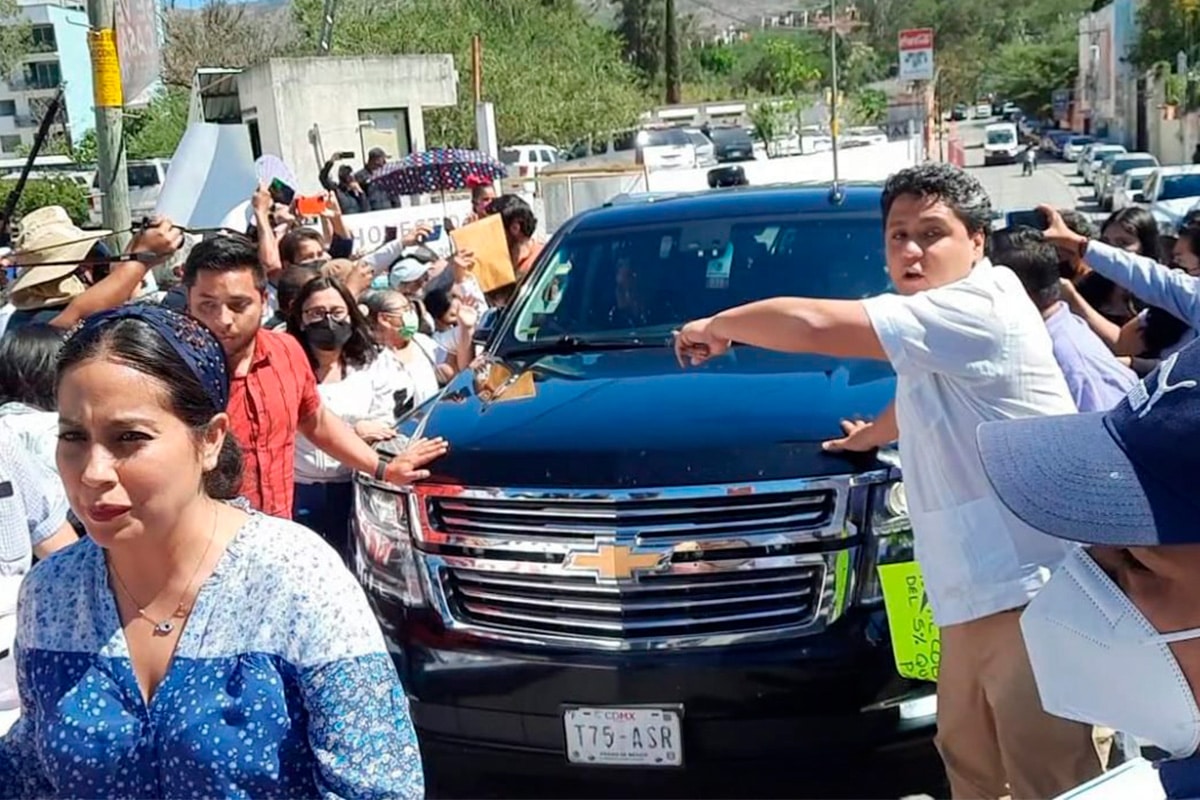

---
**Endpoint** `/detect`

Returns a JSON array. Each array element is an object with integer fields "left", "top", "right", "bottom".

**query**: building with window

[
  {"left": 0, "top": 0, "right": 93, "bottom": 156},
  {"left": 189, "top": 56, "right": 459, "bottom": 193}
]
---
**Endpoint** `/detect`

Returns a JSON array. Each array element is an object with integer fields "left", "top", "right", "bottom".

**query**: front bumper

[
  {"left": 377, "top": 597, "right": 941, "bottom": 798},
  {"left": 984, "top": 150, "right": 1019, "bottom": 165}
]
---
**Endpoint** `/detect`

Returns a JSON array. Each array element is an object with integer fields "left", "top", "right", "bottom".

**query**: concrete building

[
  {"left": 190, "top": 55, "right": 459, "bottom": 192},
  {"left": 0, "top": 0, "right": 93, "bottom": 156},
  {"left": 1076, "top": 0, "right": 1141, "bottom": 147}
]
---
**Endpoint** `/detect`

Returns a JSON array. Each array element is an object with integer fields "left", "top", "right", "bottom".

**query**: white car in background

[
  {"left": 567, "top": 127, "right": 697, "bottom": 172},
  {"left": 974, "top": 102, "right": 991, "bottom": 119},
  {"left": 1111, "top": 166, "right": 1157, "bottom": 212},
  {"left": 684, "top": 128, "right": 717, "bottom": 168},
  {"left": 1081, "top": 144, "right": 1126, "bottom": 185},
  {"left": 1142, "top": 165, "right": 1200, "bottom": 234},
  {"left": 1062, "top": 135, "right": 1095, "bottom": 163}
]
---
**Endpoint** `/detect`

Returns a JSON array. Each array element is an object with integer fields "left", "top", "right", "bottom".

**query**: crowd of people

[
  {"left": 678, "top": 161, "right": 1200, "bottom": 799},
  {"left": 0, "top": 178, "right": 546, "bottom": 796},
  {"left": 0, "top": 150, "right": 1197, "bottom": 798}
]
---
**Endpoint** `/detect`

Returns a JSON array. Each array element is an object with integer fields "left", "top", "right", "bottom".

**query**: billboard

[
  {"left": 898, "top": 28, "right": 935, "bottom": 82},
  {"left": 116, "top": 0, "right": 161, "bottom": 105}
]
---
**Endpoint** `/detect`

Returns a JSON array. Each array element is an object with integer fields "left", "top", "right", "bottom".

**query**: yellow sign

[
  {"left": 564, "top": 544, "right": 668, "bottom": 582},
  {"left": 877, "top": 561, "right": 941, "bottom": 682},
  {"left": 89, "top": 29, "right": 123, "bottom": 108}
]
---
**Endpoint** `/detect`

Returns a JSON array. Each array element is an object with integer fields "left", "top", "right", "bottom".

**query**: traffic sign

[{"left": 898, "top": 28, "right": 935, "bottom": 82}]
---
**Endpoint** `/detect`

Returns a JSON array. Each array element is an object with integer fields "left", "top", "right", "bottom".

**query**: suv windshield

[
  {"left": 986, "top": 129, "right": 1015, "bottom": 145},
  {"left": 1159, "top": 175, "right": 1200, "bottom": 201},
  {"left": 507, "top": 214, "right": 890, "bottom": 344}
]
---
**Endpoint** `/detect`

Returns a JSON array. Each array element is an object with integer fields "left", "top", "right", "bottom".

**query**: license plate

[{"left": 564, "top": 707, "right": 683, "bottom": 767}]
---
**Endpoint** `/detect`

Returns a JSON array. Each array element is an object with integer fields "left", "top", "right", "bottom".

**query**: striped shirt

[{"left": 227, "top": 329, "right": 321, "bottom": 518}]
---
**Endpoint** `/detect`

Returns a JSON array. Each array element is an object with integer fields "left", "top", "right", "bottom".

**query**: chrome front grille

[
  {"left": 411, "top": 477, "right": 867, "bottom": 651},
  {"left": 424, "top": 485, "right": 838, "bottom": 546},
  {"left": 443, "top": 562, "right": 826, "bottom": 643}
]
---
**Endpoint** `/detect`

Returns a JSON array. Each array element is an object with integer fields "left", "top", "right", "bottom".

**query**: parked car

[
  {"left": 1096, "top": 152, "right": 1159, "bottom": 211},
  {"left": 684, "top": 128, "right": 717, "bottom": 168},
  {"left": 950, "top": 103, "right": 968, "bottom": 121},
  {"left": 1061, "top": 135, "right": 1095, "bottom": 163},
  {"left": 353, "top": 184, "right": 942, "bottom": 799},
  {"left": 87, "top": 159, "right": 169, "bottom": 227},
  {"left": 845, "top": 126, "right": 889, "bottom": 147},
  {"left": 705, "top": 125, "right": 757, "bottom": 162},
  {"left": 1142, "top": 165, "right": 1200, "bottom": 234},
  {"left": 1040, "top": 130, "right": 1072, "bottom": 157},
  {"left": 1080, "top": 144, "right": 1126, "bottom": 185},
  {"left": 500, "top": 144, "right": 560, "bottom": 180},
  {"left": 974, "top": 101, "right": 991, "bottom": 119},
  {"left": 568, "top": 127, "right": 697, "bottom": 172},
  {"left": 1111, "top": 166, "right": 1157, "bottom": 212},
  {"left": 1001, "top": 102, "right": 1021, "bottom": 120}
]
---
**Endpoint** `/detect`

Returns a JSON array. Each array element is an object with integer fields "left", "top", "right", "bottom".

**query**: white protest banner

[{"left": 155, "top": 123, "right": 258, "bottom": 229}]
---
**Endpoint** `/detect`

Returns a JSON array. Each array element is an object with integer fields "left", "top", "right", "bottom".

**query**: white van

[
  {"left": 983, "top": 122, "right": 1021, "bottom": 166},
  {"left": 88, "top": 158, "right": 170, "bottom": 226}
]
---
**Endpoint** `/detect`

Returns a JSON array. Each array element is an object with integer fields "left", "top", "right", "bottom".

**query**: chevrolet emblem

[{"left": 563, "top": 544, "right": 669, "bottom": 581}]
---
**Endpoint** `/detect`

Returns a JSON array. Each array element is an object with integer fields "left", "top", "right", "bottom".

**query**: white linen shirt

[
  {"left": 293, "top": 356, "right": 406, "bottom": 484},
  {"left": 862, "top": 258, "right": 1078, "bottom": 626}
]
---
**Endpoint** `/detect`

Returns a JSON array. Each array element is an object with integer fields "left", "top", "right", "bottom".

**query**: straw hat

[{"left": 8, "top": 206, "right": 111, "bottom": 311}]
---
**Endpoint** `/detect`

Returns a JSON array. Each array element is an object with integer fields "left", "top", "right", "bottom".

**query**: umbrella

[{"left": 369, "top": 148, "right": 508, "bottom": 199}]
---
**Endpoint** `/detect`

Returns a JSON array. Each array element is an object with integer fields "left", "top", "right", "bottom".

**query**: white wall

[{"left": 236, "top": 56, "right": 458, "bottom": 193}]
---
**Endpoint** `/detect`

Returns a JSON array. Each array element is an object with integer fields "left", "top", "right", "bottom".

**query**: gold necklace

[{"left": 108, "top": 506, "right": 218, "bottom": 637}]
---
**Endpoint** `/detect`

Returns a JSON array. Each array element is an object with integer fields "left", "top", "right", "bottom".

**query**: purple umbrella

[{"left": 370, "top": 148, "right": 508, "bottom": 199}]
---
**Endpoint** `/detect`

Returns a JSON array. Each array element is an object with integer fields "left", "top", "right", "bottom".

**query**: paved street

[{"left": 954, "top": 118, "right": 1091, "bottom": 219}]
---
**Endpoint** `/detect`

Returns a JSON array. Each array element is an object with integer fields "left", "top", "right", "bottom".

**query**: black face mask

[{"left": 305, "top": 318, "right": 353, "bottom": 351}]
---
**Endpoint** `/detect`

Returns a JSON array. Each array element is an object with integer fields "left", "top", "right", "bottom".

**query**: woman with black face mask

[{"left": 285, "top": 276, "right": 400, "bottom": 559}]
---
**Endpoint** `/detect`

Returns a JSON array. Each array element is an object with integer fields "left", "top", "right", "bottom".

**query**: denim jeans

[{"left": 292, "top": 481, "right": 354, "bottom": 563}]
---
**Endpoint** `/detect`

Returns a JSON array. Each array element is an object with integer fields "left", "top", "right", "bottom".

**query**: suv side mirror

[
  {"left": 473, "top": 308, "right": 499, "bottom": 349},
  {"left": 1132, "top": 192, "right": 1147, "bottom": 204}
]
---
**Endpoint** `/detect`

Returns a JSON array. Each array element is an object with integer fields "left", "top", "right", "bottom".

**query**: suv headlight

[
  {"left": 353, "top": 480, "right": 426, "bottom": 607},
  {"left": 857, "top": 480, "right": 914, "bottom": 605}
]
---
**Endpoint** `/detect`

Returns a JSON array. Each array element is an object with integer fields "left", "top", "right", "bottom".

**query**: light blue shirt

[
  {"left": 1043, "top": 302, "right": 1139, "bottom": 412},
  {"left": 1085, "top": 240, "right": 1200, "bottom": 331}
]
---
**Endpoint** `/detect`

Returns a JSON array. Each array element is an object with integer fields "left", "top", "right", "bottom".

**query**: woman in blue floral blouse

[{"left": 0, "top": 305, "right": 426, "bottom": 798}]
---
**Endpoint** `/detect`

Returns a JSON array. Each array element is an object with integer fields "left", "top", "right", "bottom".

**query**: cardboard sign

[
  {"left": 450, "top": 215, "right": 515, "bottom": 293},
  {"left": 877, "top": 561, "right": 941, "bottom": 681}
]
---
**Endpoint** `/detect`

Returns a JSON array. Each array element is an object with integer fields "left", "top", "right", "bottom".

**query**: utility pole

[
  {"left": 828, "top": 0, "right": 841, "bottom": 187},
  {"left": 85, "top": 1, "right": 130, "bottom": 249},
  {"left": 664, "top": 0, "right": 681, "bottom": 105}
]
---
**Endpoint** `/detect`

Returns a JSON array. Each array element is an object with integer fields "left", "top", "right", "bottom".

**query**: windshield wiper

[{"left": 502, "top": 334, "right": 671, "bottom": 357}]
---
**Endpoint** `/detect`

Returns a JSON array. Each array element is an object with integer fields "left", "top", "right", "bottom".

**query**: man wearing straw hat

[{"left": 4, "top": 207, "right": 180, "bottom": 332}]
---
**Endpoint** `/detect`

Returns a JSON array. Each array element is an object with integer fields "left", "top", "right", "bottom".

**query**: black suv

[{"left": 353, "top": 184, "right": 942, "bottom": 798}]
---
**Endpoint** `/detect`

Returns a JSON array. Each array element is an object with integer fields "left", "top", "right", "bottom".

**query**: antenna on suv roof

[{"left": 827, "top": 0, "right": 844, "bottom": 204}]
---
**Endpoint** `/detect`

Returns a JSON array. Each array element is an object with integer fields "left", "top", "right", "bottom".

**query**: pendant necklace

[{"left": 109, "top": 506, "right": 218, "bottom": 637}]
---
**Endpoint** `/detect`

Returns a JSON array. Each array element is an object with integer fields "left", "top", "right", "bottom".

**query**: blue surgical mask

[{"left": 370, "top": 274, "right": 390, "bottom": 291}]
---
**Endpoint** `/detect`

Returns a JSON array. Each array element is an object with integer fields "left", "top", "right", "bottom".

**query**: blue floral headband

[{"left": 68, "top": 305, "right": 230, "bottom": 411}]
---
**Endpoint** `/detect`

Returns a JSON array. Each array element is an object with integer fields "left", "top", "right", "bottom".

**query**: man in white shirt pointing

[{"left": 675, "top": 163, "right": 1103, "bottom": 799}]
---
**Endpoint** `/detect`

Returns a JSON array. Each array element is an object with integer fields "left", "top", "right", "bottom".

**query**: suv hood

[{"left": 400, "top": 347, "right": 896, "bottom": 488}]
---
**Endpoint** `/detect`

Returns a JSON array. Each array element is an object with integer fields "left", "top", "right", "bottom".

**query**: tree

[
  {"left": 291, "top": 0, "right": 646, "bottom": 149},
  {"left": 0, "top": 0, "right": 29, "bottom": 80},
  {"left": 664, "top": 0, "right": 681, "bottom": 103},
  {"left": 744, "top": 36, "right": 823, "bottom": 97},
  {"left": 615, "top": 0, "right": 665, "bottom": 83},
  {"left": 0, "top": 178, "right": 89, "bottom": 224},
  {"left": 848, "top": 87, "right": 889, "bottom": 125},
  {"left": 125, "top": 88, "right": 191, "bottom": 159},
  {"left": 1131, "top": 0, "right": 1200, "bottom": 71},
  {"left": 162, "top": 0, "right": 296, "bottom": 87},
  {"left": 991, "top": 37, "right": 1079, "bottom": 111}
]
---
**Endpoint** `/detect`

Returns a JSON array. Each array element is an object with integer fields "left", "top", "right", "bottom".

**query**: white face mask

[{"left": 1020, "top": 546, "right": 1200, "bottom": 759}]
